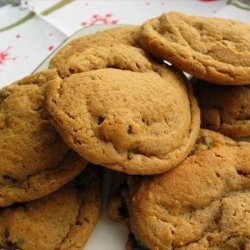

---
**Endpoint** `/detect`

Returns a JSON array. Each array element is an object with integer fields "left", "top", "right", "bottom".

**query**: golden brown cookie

[
  {"left": 46, "top": 45, "right": 200, "bottom": 175},
  {"left": 49, "top": 26, "right": 140, "bottom": 78},
  {"left": 107, "top": 130, "right": 250, "bottom": 250},
  {"left": 107, "top": 172, "right": 128, "bottom": 222},
  {"left": 139, "top": 12, "right": 250, "bottom": 85},
  {"left": 52, "top": 42, "right": 150, "bottom": 78},
  {"left": 0, "top": 167, "right": 101, "bottom": 250},
  {"left": 193, "top": 79, "right": 250, "bottom": 138},
  {"left": 0, "top": 70, "right": 87, "bottom": 206}
]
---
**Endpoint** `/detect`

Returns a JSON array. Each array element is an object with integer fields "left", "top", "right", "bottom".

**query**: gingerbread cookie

[
  {"left": 194, "top": 79, "right": 250, "bottom": 138},
  {"left": 46, "top": 45, "right": 200, "bottom": 175},
  {"left": 0, "top": 70, "right": 87, "bottom": 206},
  {"left": 139, "top": 12, "right": 250, "bottom": 85},
  {"left": 0, "top": 168, "right": 101, "bottom": 250},
  {"left": 49, "top": 26, "right": 140, "bottom": 78},
  {"left": 108, "top": 129, "right": 250, "bottom": 249}
]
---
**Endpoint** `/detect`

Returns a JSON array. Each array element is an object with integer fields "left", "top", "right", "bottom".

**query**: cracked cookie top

[
  {"left": 139, "top": 12, "right": 250, "bottom": 85},
  {"left": 49, "top": 26, "right": 140, "bottom": 78},
  {"left": 193, "top": 79, "right": 250, "bottom": 138},
  {"left": 124, "top": 130, "right": 250, "bottom": 249},
  {"left": 0, "top": 168, "right": 101, "bottom": 250},
  {"left": 0, "top": 70, "right": 87, "bottom": 206},
  {"left": 45, "top": 45, "right": 200, "bottom": 175}
]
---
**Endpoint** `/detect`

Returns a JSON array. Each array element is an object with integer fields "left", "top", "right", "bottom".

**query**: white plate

[{"left": 34, "top": 24, "right": 128, "bottom": 250}]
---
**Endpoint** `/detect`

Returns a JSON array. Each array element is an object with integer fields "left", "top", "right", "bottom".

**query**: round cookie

[
  {"left": 139, "top": 12, "right": 250, "bottom": 85},
  {"left": 193, "top": 79, "right": 250, "bottom": 138},
  {"left": 0, "top": 70, "right": 87, "bottom": 206},
  {"left": 49, "top": 26, "right": 140, "bottom": 78},
  {"left": 109, "top": 130, "right": 250, "bottom": 249},
  {"left": 46, "top": 45, "right": 200, "bottom": 175},
  {"left": 0, "top": 168, "right": 101, "bottom": 250}
]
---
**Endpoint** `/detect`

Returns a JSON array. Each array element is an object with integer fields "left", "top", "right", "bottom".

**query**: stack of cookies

[
  {"left": 0, "top": 70, "right": 101, "bottom": 249},
  {"left": 0, "top": 12, "right": 249, "bottom": 250}
]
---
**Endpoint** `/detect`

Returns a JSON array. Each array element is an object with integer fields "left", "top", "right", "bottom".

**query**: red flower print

[
  {"left": 81, "top": 13, "right": 118, "bottom": 27},
  {"left": 48, "top": 45, "right": 54, "bottom": 51},
  {"left": 0, "top": 47, "right": 17, "bottom": 65},
  {"left": 198, "top": 0, "right": 219, "bottom": 2}
]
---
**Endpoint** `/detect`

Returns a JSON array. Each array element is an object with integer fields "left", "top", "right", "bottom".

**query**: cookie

[
  {"left": 46, "top": 45, "right": 200, "bottom": 175},
  {"left": 0, "top": 167, "right": 101, "bottom": 250},
  {"left": 51, "top": 43, "right": 151, "bottom": 79},
  {"left": 193, "top": 79, "right": 250, "bottom": 138},
  {"left": 139, "top": 12, "right": 250, "bottom": 85},
  {"left": 107, "top": 172, "right": 128, "bottom": 222},
  {"left": 0, "top": 70, "right": 87, "bottom": 206},
  {"left": 49, "top": 26, "right": 140, "bottom": 78},
  {"left": 108, "top": 130, "right": 250, "bottom": 249}
]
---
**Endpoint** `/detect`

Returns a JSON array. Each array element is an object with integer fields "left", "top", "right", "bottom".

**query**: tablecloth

[{"left": 0, "top": 0, "right": 249, "bottom": 87}]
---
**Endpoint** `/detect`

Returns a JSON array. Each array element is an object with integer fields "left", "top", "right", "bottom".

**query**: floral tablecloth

[{"left": 0, "top": 0, "right": 249, "bottom": 87}]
